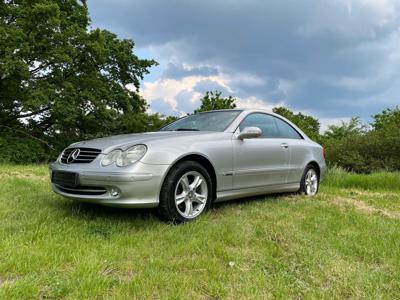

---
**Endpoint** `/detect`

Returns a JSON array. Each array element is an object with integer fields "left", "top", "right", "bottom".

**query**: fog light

[{"left": 110, "top": 189, "right": 119, "bottom": 197}]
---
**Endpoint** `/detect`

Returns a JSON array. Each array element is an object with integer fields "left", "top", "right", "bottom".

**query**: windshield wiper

[{"left": 175, "top": 128, "right": 199, "bottom": 131}]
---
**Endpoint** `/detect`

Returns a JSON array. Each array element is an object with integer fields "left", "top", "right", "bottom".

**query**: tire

[
  {"left": 299, "top": 164, "right": 319, "bottom": 196},
  {"left": 158, "top": 161, "right": 213, "bottom": 223}
]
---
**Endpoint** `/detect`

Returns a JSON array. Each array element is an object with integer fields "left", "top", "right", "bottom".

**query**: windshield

[{"left": 160, "top": 110, "right": 242, "bottom": 132}]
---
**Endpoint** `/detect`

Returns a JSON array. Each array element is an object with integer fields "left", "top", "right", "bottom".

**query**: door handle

[{"left": 280, "top": 143, "right": 289, "bottom": 149}]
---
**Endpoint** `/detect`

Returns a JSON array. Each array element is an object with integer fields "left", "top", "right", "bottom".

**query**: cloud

[
  {"left": 162, "top": 63, "right": 219, "bottom": 79},
  {"left": 236, "top": 96, "right": 282, "bottom": 111},
  {"left": 141, "top": 74, "right": 229, "bottom": 115},
  {"left": 89, "top": 0, "right": 400, "bottom": 121},
  {"left": 148, "top": 98, "right": 178, "bottom": 116},
  {"left": 141, "top": 72, "right": 275, "bottom": 115}
]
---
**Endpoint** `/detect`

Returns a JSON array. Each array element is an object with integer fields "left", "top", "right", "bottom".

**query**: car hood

[{"left": 70, "top": 131, "right": 222, "bottom": 152}]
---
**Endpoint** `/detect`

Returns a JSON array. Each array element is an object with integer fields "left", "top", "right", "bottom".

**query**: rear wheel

[
  {"left": 158, "top": 161, "right": 212, "bottom": 223},
  {"left": 299, "top": 165, "right": 319, "bottom": 196}
]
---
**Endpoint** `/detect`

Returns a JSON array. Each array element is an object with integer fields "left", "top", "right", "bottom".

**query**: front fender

[{"left": 140, "top": 134, "right": 235, "bottom": 192}]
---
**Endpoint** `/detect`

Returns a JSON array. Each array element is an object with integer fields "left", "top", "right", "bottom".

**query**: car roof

[
  {"left": 196, "top": 108, "right": 274, "bottom": 114},
  {"left": 195, "top": 109, "right": 243, "bottom": 114}
]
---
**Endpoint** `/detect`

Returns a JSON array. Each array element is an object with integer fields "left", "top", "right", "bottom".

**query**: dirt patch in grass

[
  {"left": 332, "top": 197, "right": 400, "bottom": 219},
  {"left": 0, "top": 275, "right": 19, "bottom": 286},
  {"left": 0, "top": 172, "right": 47, "bottom": 181},
  {"left": 347, "top": 189, "right": 399, "bottom": 198},
  {"left": 100, "top": 266, "right": 138, "bottom": 282}
]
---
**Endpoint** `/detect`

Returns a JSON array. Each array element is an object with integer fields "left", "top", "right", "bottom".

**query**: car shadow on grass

[
  {"left": 56, "top": 199, "right": 157, "bottom": 222},
  {"left": 51, "top": 192, "right": 298, "bottom": 225}
]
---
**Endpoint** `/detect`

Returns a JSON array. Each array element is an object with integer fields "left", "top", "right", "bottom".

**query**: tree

[
  {"left": 371, "top": 107, "right": 400, "bottom": 131},
  {"left": 272, "top": 107, "right": 320, "bottom": 141},
  {"left": 116, "top": 113, "right": 178, "bottom": 134},
  {"left": 323, "top": 117, "right": 367, "bottom": 140},
  {"left": 194, "top": 91, "right": 236, "bottom": 113},
  {"left": 0, "top": 0, "right": 157, "bottom": 145},
  {"left": 321, "top": 108, "right": 400, "bottom": 172}
]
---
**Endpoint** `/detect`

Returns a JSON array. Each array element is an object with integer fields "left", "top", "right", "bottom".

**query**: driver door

[{"left": 232, "top": 113, "right": 290, "bottom": 189}]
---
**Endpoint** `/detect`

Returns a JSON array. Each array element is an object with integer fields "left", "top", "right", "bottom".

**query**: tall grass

[{"left": 324, "top": 165, "right": 400, "bottom": 191}]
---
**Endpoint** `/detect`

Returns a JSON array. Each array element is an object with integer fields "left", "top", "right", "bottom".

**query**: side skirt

[{"left": 215, "top": 182, "right": 300, "bottom": 202}]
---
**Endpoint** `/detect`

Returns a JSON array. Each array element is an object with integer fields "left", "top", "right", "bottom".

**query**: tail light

[{"left": 323, "top": 147, "right": 326, "bottom": 160}]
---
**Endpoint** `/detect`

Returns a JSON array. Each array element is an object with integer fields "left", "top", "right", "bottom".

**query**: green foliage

[
  {"left": 371, "top": 106, "right": 400, "bottom": 130},
  {"left": 0, "top": 133, "right": 53, "bottom": 163},
  {"left": 0, "top": 0, "right": 157, "bottom": 153},
  {"left": 324, "top": 135, "right": 370, "bottom": 173},
  {"left": 194, "top": 91, "right": 237, "bottom": 113},
  {"left": 273, "top": 107, "right": 321, "bottom": 141},
  {"left": 323, "top": 117, "right": 400, "bottom": 173},
  {"left": 116, "top": 113, "right": 179, "bottom": 133},
  {"left": 323, "top": 117, "right": 367, "bottom": 140}
]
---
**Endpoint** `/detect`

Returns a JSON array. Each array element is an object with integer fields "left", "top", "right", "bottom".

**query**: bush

[
  {"left": 0, "top": 134, "right": 53, "bottom": 164},
  {"left": 324, "top": 124, "right": 400, "bottom": 173}
]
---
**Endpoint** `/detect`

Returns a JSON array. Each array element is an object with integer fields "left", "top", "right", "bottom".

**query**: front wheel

[
  {"left": 158, "top": 161, "right": 212, "bottom": 223},
  {"left": 299, "top": 165, "right": 319, "bottom": 196}
]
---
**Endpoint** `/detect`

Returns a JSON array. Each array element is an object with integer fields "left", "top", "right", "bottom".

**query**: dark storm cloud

[
  {"left": 89, "top": 0, "right": 400, "bottom": 118},
  {"left": 162, "top": 63, "right": 219, "bottom": 79}
]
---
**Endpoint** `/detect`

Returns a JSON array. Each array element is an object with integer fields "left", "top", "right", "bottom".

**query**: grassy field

[{"left": 0, "top": 165, "right": 400, "bottom": 299}]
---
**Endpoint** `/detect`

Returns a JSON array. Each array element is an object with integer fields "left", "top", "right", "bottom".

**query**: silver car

[{"left": 50, "top": 109, "right": 326, "bottom": 222}]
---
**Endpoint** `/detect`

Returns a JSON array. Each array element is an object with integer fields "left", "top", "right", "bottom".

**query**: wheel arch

[
  {"left": 162, "top": 153, "right": 217, "bottom": 201},
  {"left": 306, "top": 160, "right": 321, "bottom": 178}
]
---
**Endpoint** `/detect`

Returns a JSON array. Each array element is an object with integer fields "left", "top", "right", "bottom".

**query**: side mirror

[{"left": 237, "top": 126, "right": 262, "bottom": 140}]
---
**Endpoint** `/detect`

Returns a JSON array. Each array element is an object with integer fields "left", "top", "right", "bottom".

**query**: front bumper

[{"left": 49, "top": 161, "right": 170, "bottom": 208}]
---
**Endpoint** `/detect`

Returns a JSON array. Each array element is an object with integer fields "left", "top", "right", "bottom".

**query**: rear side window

[
  {"left": 239, "top": 113, "right": 280, "bottom": 138},
  {"left": 239, "top": 113, "right": 303, "bottom": 139},
  {"left": 274, "top": 117, "right": 303, "bottom": 139}
]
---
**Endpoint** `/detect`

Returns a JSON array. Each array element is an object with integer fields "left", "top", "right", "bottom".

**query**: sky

[{"left": 88, "top": 0, "right": 400, "bottom": 130}]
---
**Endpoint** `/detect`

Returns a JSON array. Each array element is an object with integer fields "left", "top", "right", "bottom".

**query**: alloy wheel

[
  {"left": 174, "top": 171, "right": 208, "bottom": 218},
  {"left": 304, "top": 169, "right": 318, "bottom": 196}
]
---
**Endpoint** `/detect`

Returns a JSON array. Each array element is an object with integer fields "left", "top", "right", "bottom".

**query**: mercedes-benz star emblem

[{"left": 67, "top": 149, "right": 80, "bottom": 164}]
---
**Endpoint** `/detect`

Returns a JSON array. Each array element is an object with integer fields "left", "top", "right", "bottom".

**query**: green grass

[
  {"left": 1, "top": 165, "right": 400, "bottom": 299},
  {"left": 324, "top": 166, "right": 400, "bottom": 191}
]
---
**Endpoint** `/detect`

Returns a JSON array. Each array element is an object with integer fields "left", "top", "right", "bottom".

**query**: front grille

[
  {"left": 56, "top": 184, "right": 107, "bottom": 196},
  {"left": 60, "top": 147, "right": 101, "bottom": 164},
  {"left": 52, "top": 171, "right": 78, "bottom": 187}
]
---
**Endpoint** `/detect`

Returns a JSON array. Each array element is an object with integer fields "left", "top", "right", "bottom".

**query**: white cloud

[
  {"left": 236, "top": 96, "right": 280, "bottom": 111},
  {"left": 141, "top": 74, "right": 231, "bottom": 114},
  {"left": 141, "top": 71, "right": 282, "bottom": 115}
]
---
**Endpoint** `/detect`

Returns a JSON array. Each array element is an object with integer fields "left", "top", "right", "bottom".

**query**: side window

[
  {"left": 274, "top": 117, "right": 303, "bottom": 139},
  {"left": 239, "top": 113, "right": 280, "bottom": 138}
]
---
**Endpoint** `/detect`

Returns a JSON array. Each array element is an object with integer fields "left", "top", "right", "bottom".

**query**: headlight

[
  {"left": 101, "top": 145, "right": 147, "bottom": 167},
  {"left": 116, "top": 145, "right": 147, "bottom": 167},
  {"left": 101, "top": 149, "right": 122, "bottom": 166}
]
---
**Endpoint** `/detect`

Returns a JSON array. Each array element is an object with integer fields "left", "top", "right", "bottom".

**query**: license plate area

[{"left": 51, "top": 171, "right": 79, "bottom": 187}]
